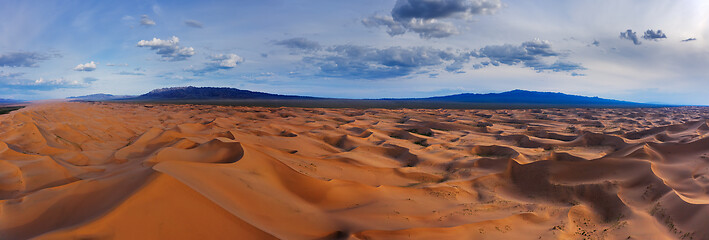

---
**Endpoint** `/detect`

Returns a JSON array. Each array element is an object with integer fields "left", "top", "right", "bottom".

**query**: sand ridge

[{"left": 1, "top": 102, "right": 708, "bottom": 239}]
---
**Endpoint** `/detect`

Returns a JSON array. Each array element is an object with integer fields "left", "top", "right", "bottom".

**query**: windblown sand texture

[{"left": 1, "top": 102, "right": 709, "bottom": 239}]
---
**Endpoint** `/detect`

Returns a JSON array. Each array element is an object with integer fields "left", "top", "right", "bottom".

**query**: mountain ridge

[
  {"left": 408, "top": 89, "right": 640, "bottom": 105},
  {"left": 68, "top": 93, "right": 136, "bottom": 101},
  {"left": 133, "top": 86, "right": 321, "bottom": 100},
  {"left": 85, "top": 86, "right": 665, "bottom": 108},
  {"left": 0, "top": 99, "right": 25, "bottom": 104}
]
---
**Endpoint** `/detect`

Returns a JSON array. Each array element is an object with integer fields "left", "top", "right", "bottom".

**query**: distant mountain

[
  {"left": 408, "top": 89, "right": 645, "bottom": 106},
  {"left": 132, "top": 86, "right": 319, "bottom": 100},
  {"left": 0, "top": 99, "right": 24, "bottom": 104},
  {"left": 68, "top": 93, "right": 135, "bottom": 101},
  {"left": 101, "top": 86, "right": 658, "bottom": 108}
]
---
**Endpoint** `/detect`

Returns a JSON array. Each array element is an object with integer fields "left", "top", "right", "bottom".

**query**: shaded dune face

[{"left": 0, "top": 103, "right": 708, "bottom": 239}]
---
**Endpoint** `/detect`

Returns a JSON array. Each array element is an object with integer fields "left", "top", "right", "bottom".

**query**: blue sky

[{"left": 0, "top": 0, "right": 708, "bottom": 104}]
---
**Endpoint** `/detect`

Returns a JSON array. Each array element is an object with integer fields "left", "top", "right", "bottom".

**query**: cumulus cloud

[
  {"left": 0, "top": 71, "right": 22, "bottom": 81},
  {"left": 620, "top": 29, "right": 641, "bottom": 45},
  {"left": 361, "top": 15, "right": 407, "bottom": 36},
  {"left": 137, "top": 36, "right": 195, "bottom": 61},
  {"left": 291, "top": 39, "right": 582, "bottom": 79},
  {"left": 0, "top": 76, "right": 91, "bottom": 90},
  {"left": 642, "top": 29, "right": 666, "bottom": 40},
  {"left": 0, "top": 52, "right": 50, "bottom": 67},
  {"left": 188, "top": 53, "right": 244, "bottom": 75},
  {"left": 477, "top": 40, "right": 554, "bottom": 64},
  {"left": 531, "top": 60, "right": 586, "bottom": 72},
  {"left": 117, "top": 68, "right": 146, "bottom": 76},
  {"left": 274, "top": 38, "right": 322, "bottom": 51},
  {"left": 0, "top": 66, "right": 90, "bottom": 91},
  {"left": 73, "top": 61, "right": 97, "bottom": 71},
  {"left": 363, "top": 0, "right": 502, "bottom": 39},
  {"left": 391, "top": 0, "right": 502, "bottom": 20},
  {"left": 472, "top": 39, "right": 585, "bottom": 73},
  {"left": 681, "top": 37, "right": 697, "bottom": 42},
  {"left": 446, "top": 39, "right": 586, "bottom": 76},
  {"left": 403, "top": 19, "right": 459, "bottom": 38},
  {"left": 140, "top": 15, "right": 156, "bottom": 26},
  {"left": 304, "top": 45, "right": 457, "bottom": 79},
  {"left": 25, "top": 77, "right": 88, "bottom": 89},
  {"left": 209, "top": 53, "right": 244, "bottom": 68},
  {"left": 363, "top": 15, "right": 459, "bottom": 39},
  {"left": 620, "top": 29, "right": 667, "bottom": 45},
  {"left": 184, "top": 20, "right": 203, "bottom": 28}
]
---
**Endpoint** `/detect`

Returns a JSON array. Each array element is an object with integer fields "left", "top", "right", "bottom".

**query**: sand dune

[{"left": 1, "top": 102, "right": 708, "bottom": 239}]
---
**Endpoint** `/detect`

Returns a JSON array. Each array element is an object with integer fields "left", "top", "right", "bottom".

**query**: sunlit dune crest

[{"left": 1, "top": 102, "right": 708, "bottom": 239}]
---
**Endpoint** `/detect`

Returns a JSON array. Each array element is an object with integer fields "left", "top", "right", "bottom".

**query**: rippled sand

[{"left": 1, "top": 102, "right": 708, "bottom": 239}]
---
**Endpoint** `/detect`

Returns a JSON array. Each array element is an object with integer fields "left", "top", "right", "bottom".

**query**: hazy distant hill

[
  {"left": 410, "top": 89, "right": 643, "bottom": 106},
  {"left": 68, "top": 93, "right": 135, "bottom": 101},
  {"left": 132, "top": 86, "right": 319, "bottom": 100},
  {"left": 98, "top": 86, "right": 660, "bottom": 108},
  {"left": 0, "top": 99, "right": 24, "bottom": 104}
]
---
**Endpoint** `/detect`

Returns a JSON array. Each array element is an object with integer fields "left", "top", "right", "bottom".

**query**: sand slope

[{"left": 1, "top": 102, "right": 708, "bottom": 239}]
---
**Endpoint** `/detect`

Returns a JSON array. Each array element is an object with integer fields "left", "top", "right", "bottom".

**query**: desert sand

[{"left": 1, "top": 102, "right": 708, "bottom": 239}]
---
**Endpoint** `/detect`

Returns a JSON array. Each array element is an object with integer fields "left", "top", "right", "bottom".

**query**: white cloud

[
  {"left": 140, "top": 15, "right": 155, "bottom": 26},
  {"left": 73, "top": 61, "right": 97, "bottom": 71},
  {"left": 106, "top": 63, "right": 128, "bottom": 66},
  {"left": 211, "top": 53, "right": 244, "bottom": 68},
  {"left": 187, "top": 53, "right": 244, "bottom": 75},
  {"left": 121, "top": 15, "right": 134, "bottom": 21},
  {"left": 0, "top": 77, "right": 92, "bottom": 90},
  {"left": 137, "top": 36, "right": 195, "bottom": 61},
  {"left": 184, "top": 20, "right": 203, "bottom": 28},
  {"left": 33, "top": 77, "right": 80, "bottom": 85}
]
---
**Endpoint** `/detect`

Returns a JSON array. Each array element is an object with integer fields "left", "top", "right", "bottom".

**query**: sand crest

[{"left": 1, "top": 102, "right": 708, "bottom": 239}]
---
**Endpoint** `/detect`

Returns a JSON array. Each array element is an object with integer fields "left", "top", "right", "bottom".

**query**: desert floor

[{"left": 1, "top": 102, "right": 709, "bottom": 240}]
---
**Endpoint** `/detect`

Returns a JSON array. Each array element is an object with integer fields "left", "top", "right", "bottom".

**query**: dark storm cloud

[
  {"left": 274, "top": 38, "right": 322, "bottom": 51},
  {"left": 0, "top": 52, "right": 51, "bottom": 67},
  {"left": 391, "top": 0, "right": 502, "bottom": 20},
  {"left": 642, "top": 29, "right": 666, "bottom": 40},
  {"left": 363, "top": 0, "right": 502, "bottom": 39},
  {"left": 681, "top": 37, "right": 696, "bottom": 42},
  {"left": 620, "top": 29, "right": 641, "bottom": 45}
]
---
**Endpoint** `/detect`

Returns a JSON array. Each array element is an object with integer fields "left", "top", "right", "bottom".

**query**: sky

[{"left": 0, "top": 0, "right": 708, "bottom": 104}]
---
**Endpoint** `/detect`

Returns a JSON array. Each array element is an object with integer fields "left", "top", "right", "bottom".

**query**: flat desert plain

[{"left": 1, "top": 102, "right": 709, "bottom": 240}]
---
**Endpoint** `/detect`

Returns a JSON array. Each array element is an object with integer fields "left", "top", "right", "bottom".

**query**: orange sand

[{"left": 1, "top": 102, "right": 708, "bottom": 239}]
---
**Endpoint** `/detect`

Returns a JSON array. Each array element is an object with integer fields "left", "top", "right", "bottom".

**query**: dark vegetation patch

[{"left": 0, "top": 106, "right": 24, "bottom": 115}]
